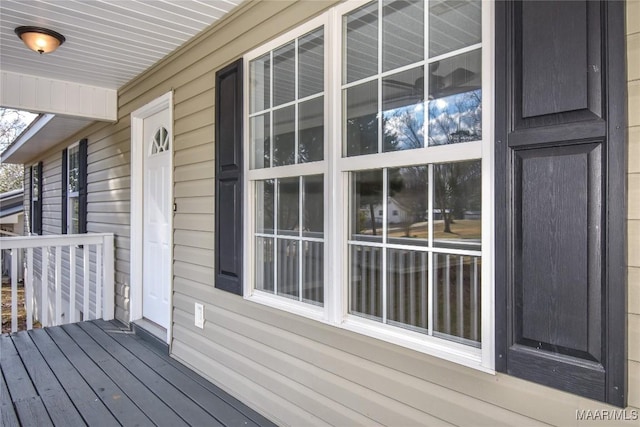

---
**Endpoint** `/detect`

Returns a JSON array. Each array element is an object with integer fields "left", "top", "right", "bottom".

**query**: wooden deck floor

[{"left": 1, "top": 320, "right": 276, "bottom": 427}]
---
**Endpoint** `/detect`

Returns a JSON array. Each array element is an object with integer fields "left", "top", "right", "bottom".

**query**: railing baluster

[
  {"left": 421, "top": 251, "right": 427, "bottom": 331},
  {"left": 409, "top": 251, "right": 416, "bottom": 327},
  {"left": 399, "top": 251, "right": 405, "bottom": 324},
  {"left": 96, "top": 243, "right": 102, "bottom": 319},
  {"left": 41, "top": 247, "right": 49, "bottom": 327},
  {"left": 433, "top": 253, "right": 438, "bottom": 333},
  {"left": 350, "top": 246, "right": 356, "bottom": 312},
  {"left": 83, "top": 244, "right": 90, "bottom": 319},
  {"left": 388, "top": 250, "right": 395, "bottom": 322},
  {"left": 103, "top": 235, "right": 115, "bottom": 321},
  {"left": 0, "top": 252, "right": 3, "bottom": 328},
  {"left": 457, "top": 256, "right": 464, "bottom": 339},
  {"left": 69, "top": 245, "right": 76, "bottom": 323},
  {"left": 472, "top": 257, "right": 479, "bottom": 342},
  {"left": 26, "top": 248, "right": 33, "bottom": 330},
  {"left": 444, "top": 254, "right": 450, "bottom": 335},
  {"left": 55, "top": 246, "right": 62, "bottom": 325},
  {"left": 360, "top": 246, "right": 367, "bottom": 314},
  {"left": 11, "top": 249, "right": 18, "bottom": 333}
]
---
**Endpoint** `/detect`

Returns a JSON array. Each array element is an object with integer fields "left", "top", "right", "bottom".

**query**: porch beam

[{"left": 0, "top": 71, "right": 117, "bottom": 121}]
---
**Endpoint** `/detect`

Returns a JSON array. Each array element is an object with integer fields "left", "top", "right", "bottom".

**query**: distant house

[
  {"left": 1, "top": 188, "right": 24, "bottom": 281},
  {"left": 0, "top": 0, "right": 637, "bottom": 424},
  {"left": 0, "top": 189, "right": 24, "bottom": 235},
  {"left": 360, "top": 197, "right": 412, "bottom": 225}
]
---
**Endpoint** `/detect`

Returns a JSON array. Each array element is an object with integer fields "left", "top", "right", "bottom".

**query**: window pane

[
  {"left": 351, "top": 169, "right": 383, "bottom": 243},
  {"left": 344, "top": 1, "right": 378, "bottom": 83},
  {"left": 250, "top": 54, "right": 271, "bottom": 113},
  {"left": 387, "top": 249, "right": 428, "bottom": 332},
  {"left": 299, "top": 97, "right": 324, "bottom": 163},
  {"left": 256, "top": 180, "right": 274, "bottom": 234},
  {"left": 382, "top": 0, "right": 424, "bottom": 72},
  {"left": 429, "top": 0, "right": 481, "bottom": 58},
  {"left": 434, "top": 253, "right": 481, "bottom": 345},
  {"left": 70, "top": 197, "right": 79, "bottom": 234},
  {"left": 433, "top": 160, "right": 481, "bottom": 250},
  {"left": 273, "top": 42, "right": 295, "bottom": 106},
  {"left": 277, "top": 240, "right": 299, "bottom": 299},
  {"left": 302, "top": 175, "right": 323, "bottom": 237},
  {"left": 344, "top": 80, "right": 378, "bottom": 157},
  {"left": 302, "top": 241, "right": 324, "bottom": 306},
  {"left": 68, "top": 146, "right": 79, "bottom": 193},
  {"left": 350, "top": 245, "right": 382, "bottom": 321},
  {"left": 273, "top": 106, "right": 295, "bottom": 166},
  {"left": 250, "top": 113, "right": 270, "bottom": 169},
  {"left": 277, "top": 177, "right": 299, "bottom": 236},
  {"left": 32, "top": 166, "right": 38, "bottom": 198},
  {"left": 299, "top": 29, "right": 324, "bottom": 98},
  {"left": 383, "top": 67, "right": 425, "bottom": 152},
  {"left": 428, "top": 49, "right": 481, "bottom": 146},
  {"left": 386, "top": 166, "right": 428, "bottom": 246},
  {"left": 255, "top": 237, "right": 274, "bottom": 293}
]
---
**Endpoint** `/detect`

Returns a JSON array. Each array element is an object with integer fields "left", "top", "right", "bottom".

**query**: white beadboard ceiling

[
  {"left": 0, "top": 0, "right": 244, "bottom": 164},
  {"left": 0, "top": 0, "right": 244, "bottom": 90}
]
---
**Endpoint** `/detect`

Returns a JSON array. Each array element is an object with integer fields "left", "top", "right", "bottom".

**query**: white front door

[{"left": 142, "top": 108, "right": 172, "bottom": 329}]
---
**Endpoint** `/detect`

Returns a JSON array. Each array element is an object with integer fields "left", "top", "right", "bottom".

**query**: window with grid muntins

[{"left": 245, "top": 0, "right": 491, "bottom": 369}]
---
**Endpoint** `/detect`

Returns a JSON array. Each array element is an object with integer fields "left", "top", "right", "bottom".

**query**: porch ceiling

[
  {"left": 0, "top": 0, "right": 244, "bottom": 164},
  {"left": 0, "top": 0, "right": 243, "bottom": 89}
]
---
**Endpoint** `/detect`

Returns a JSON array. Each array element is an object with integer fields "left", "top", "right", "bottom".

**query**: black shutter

[
  {"left": 61, "top": 148, "right": 68, "bottom": 234},
  {"left": 34, "top": 162, "right": 43, "bottom": 235},
  {"left": 214, "top": 59, "right": 243, "bottom": 295},
  {"left": 78, "top": 138, "right": 88, "bottom": 234},
  {"left": 495, "top": 1, "right": 626, "bottom": 406}
]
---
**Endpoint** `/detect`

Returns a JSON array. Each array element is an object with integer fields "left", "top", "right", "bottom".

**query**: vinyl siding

[
  {"left": 627, "top": 0, "right": 640, "bottom": 411},
  {"left": 20, "top": 118, "right": 132, "bottom": 322},
  {"left": 15, "top": 0, "right": 638, "bottom": 424},
  {"left": 112, "top": 0, "right": 635, "bottom": 425}
]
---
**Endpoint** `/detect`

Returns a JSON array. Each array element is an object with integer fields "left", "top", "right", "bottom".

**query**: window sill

[
  {"left": 247, "top": 290, "right": 326, "bottom": 323},
  {"left": 342, "top": 315, "right": 493, "bottom": 374},
  {"left": 246, "top": 291, "right": 495, "bottom": 374}
]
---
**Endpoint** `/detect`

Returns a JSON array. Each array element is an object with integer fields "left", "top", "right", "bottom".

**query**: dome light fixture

[{"left": 15, "top": 26, "right": 66, "bottom": 54}]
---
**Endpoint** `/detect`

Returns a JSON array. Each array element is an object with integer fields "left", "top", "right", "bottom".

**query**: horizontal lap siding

[
  {"left": 17, "top": 0, "right": 635, "bottom": 425},
  {"left": 20, "top": 115, "right": 133, "bottom": 322},
  {"left": 86, "top": 120, "right": 132, "bottom": 322},
  {"left": 113, "top": 0, "right": 636, "bottom": 424},
  {"left": 627, "top": 0, "right": 640, "bottom": 411},
  {"left": 41, "top": 152, "right": 62, "bottom": 234}
]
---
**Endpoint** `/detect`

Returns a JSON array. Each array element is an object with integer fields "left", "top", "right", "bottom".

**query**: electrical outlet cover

[{"left": 194, "top": 302, "right": 204, "bottom": 328}]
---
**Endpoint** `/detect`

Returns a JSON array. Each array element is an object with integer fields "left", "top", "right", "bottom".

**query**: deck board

[
  {"left": 28, "top": 328, "right": 119, "bottom": 427},
  {"left": 69, "top": 322, "right": 223, "bottom": 427},
  {"left": 45, "top": 325, "right": 154, "bottom": 426},
  {"left": 0, "top": 321, "right": 276, "bottom": 427},
  {"left": 92, "top": 320, "right": 263, "bottom": 426},
  {"left": 61, "top": 323, "right": 191, "bottom": 427},
  {"left": 1, "top": 370, "right": 20, "bottom": 427},
  {"left": 13, "top": 396, "right": 53, "bottom": 427},
  {"left": 11, "top": 332, "right": 85, "bottom": 427}
]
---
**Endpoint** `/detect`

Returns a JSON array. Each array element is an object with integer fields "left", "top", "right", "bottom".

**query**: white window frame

[
  {"left": 243, "top": 1, "right": 494, "bottom": 372},
  {"left": 66, "top": 142, "right": 80, "bottom": 234},
  {"left": 244, "top": 13, "right": 331, "bottom": 322}
]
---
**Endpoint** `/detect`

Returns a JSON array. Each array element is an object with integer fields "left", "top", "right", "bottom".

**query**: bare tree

[{"left": 0, "top": 108, "right": 37, "bottom": 192}]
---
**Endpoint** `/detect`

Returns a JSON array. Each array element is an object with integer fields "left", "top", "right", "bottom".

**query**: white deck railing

[{"left": 0, "top": 233, "right": 114, "bottom": 333}]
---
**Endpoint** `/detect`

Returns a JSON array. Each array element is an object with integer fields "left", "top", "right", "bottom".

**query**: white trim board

[
  {"left": 1, "top": 71, "right": 117, "bottom": 121},
  {"left": 130, "top": 91, "right": 174, "bottom": 345}
]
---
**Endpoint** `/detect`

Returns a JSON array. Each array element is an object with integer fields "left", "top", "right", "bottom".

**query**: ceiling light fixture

[{"left": 15, "top": 26, "right": 66, "bottom": 54}]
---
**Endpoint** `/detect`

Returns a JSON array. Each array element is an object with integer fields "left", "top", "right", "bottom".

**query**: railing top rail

[{"left": 0, "top": 233, "right": 114, "bottom": 249}]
